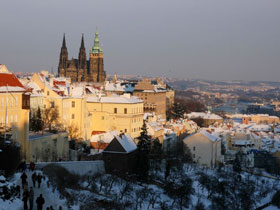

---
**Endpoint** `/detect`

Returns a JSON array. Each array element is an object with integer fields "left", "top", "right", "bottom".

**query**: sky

[{"left": 1, "top": 0, "right": 280, "bottom": 81}]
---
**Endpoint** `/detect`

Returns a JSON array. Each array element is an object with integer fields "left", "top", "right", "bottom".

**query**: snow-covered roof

[
  {"left": 87, "top": 94, "right": 142, "bottom": 104},
  {"left": 105, "top": 81, "right": 134, "bottom": 92},
  {"left": 91, "top": 131, "right": 119, "bottom": 143},
  {"left": 0, "top": 86, "right": 26, "bottom": 92},
  {"left": 187, "top": 112, "right": 222, "bottom": 120},
  {"left": 115, "top": 134, "right": 137, "bottom": 153},
  {"left": 71, "top": 86, "right": 84, "bottom": 97},
  {"left": 200, "top": 130, "right": 221, "bottom": 142},
  {"left": 103, "top": 133, "right": 137, "bottom": 153},
  {"left": 249, "top": 124, "right": 271, "bottom": 132},
  {"left": 233, "top": 140, "right": 254, "bottom": 145}
]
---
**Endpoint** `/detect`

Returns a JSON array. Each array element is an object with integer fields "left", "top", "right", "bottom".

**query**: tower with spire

[
  {"left": 78, "top": 34, "right": 87, "bottom": 82},
  {"left": 89, "top": 29, "right": 106, "bottom": 82},
  {"left": 58, "top": 34, "right": 68, "bottom": 77},
  {"left": 58, "top": 30, "right": 106, "bottom": 83}
]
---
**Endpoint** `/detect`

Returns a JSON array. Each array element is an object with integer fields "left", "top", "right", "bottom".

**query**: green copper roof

[{"left": 91, "top": 29, "right": 103, "bottom": 54}]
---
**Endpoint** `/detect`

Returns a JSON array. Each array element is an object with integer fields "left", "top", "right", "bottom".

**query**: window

[
  {"left": 124, "top": 108, "right": 127, "bottom": 114},
  {"left": 47, "top": 91, "right": 50, "bottom": 96},
  {"left": 193, "top": 154, "right": 195, "bottom": 158},
  {"left": 72, "top": 101, "right": 75, "bottom": 108},
  {"left": 44, "top": 104, "right": 46, "bottom": 108},
  {"left": 101, "top": 116, "right": 104, "bottom": 120},
  {"left": 72, "top": 114, "right": 75, "bottom": 119},
  {"left": 193, "top": 146, "right": 196, "bottom": 151},
  {"left": 50, "top": 102, "right": 55, "bottom": 108},
  {"left": 114, "top": 108, "right": 117, "bottom": 114}
]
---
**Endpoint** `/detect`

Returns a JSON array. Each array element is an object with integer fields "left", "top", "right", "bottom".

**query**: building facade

[
  {"left": 183, "top": 130, "right": 222, "bottom": 168},
  {"left": 86, "top": 94, "right": 144, "bottom": 138},
  {"left": 0, "top": 65, "right": 30, "bottom": 160},
  {"left": 58, "top": 31, "right": 106, "bottom": 83}
]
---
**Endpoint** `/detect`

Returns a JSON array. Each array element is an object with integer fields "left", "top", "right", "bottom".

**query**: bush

[{"left": 43, "top": 164, "right": 80, "bottom": 193}]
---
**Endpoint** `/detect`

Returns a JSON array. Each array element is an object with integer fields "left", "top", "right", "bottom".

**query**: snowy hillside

[{"left": 1, "top": 164, "right": 280, "bottom": 210}]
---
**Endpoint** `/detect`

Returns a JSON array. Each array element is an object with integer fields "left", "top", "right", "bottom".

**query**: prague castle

[{"left": 58, "top": 30, "right": 106, "bottom": 83}]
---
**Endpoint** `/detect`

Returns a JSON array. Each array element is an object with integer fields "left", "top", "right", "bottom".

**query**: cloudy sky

[{"left": 1, "top": 0, "right": 280, "bottom": 81}]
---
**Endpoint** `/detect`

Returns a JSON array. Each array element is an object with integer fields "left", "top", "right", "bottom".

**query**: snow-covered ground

[
  {"left": 0, "top": 170, "right": 71, "bottom": 210},
  {"left": 1, "top": 164, "right": 280, "bottom": 210}
]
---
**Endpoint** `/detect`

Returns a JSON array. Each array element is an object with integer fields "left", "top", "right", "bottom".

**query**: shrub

[{"left": 43, "top": 164, "right": 80, "bottom": 193}]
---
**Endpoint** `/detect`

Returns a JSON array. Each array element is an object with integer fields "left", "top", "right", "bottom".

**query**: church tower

[
  {"left": 89, "top": 29, "right": 106, "bottom": 82},
  {"left": 78, "top": 34, "right": 87, "bottom": 82},
  {"left": 58, "top": 34, "right": 68, "bottom": 77}
]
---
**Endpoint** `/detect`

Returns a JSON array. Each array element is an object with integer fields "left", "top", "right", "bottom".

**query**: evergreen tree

[
  {"left": 137, "top": 121, "right": 151, "bottom": 154},
  {"left": 233, "top": 154, "right": 242, "bottom": 173},
  {"left": 135, "top": 121, "right": 152, "bottom": 181},
  {"left": 150, "top": 138, "right": 163, "bottom": 172},
  {"left": 171, "top": 101, "right": 184, "bottom": 120},
  {"left": 30, "top": 107, "right": 43, "bottom": 132},
  {"left": 35, "top": 107, "right": 43, "bottom": 132}
]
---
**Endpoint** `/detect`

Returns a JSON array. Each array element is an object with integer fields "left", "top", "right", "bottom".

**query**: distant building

[
  {"left": 187, "top": 112, "right": 223, "bottom": 127},
  {"left": 183, "top": 130, "right": 222, "bottom": 168},
  {"left": 133, "top": 78, "right": 174, "bottom": 119},
  {"left": 58, "top": 31, "right": 106, "bottom": 83}
]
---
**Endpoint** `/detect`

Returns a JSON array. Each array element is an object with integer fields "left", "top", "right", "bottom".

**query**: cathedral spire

[
  {"left": 80, "top": 33, "right": 85, "bottom": 49},
  {"left": 78, "top": 33, "right": 87, "bottom": 72},
  {"left": 58, "top": 33, "right": 68, "bottom": 75},
  {"left": 62, "top": 33, "right": 67, "bottom": 48}
]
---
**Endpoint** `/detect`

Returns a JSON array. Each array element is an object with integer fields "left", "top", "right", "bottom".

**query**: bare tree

[
  {"left": 67, "top": 122, "right": 80, "bottom": 140},
  {"left": 42, "top": 106, "right": 59, "bottom": 132}
]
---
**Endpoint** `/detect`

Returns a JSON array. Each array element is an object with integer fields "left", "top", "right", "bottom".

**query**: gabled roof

[
  {"left": 199, "top": 130, "right": 221, "bottom": 142},
  {"left": 103, "top": 133, "right": 137, "bottom": 154},
  {"left": 0, "top": 68, "right": 27, "bottom": 92}
]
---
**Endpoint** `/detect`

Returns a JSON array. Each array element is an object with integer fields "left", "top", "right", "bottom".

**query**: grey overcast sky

[{"left": 1, "top": 0, "right": 280, "bottom": 81}]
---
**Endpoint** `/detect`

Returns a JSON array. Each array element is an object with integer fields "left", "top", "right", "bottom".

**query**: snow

[
  {"left": 105, "top": 81, "right": 135, "bottom": 92},
  {"left": 0, "top": 86, "right": 26, "bottom": 92},
  {"left": 87, "top": 95, "right": 142, "bottom": 104},
  {"left": 71, "top": 86, "right": 84, "bottom": 97},
  {"left": 91, "top": 130, "right": 119, "bottom": 144},
  {"left": 200, "top": 130, "right": 221, "bottom": 142},
  {"left": 0, "top": 170, "right": 68, "bottom": 210},
  {"left": 187, "top": 112, "right": 223, "bottom": 120},
  {"left": 114, "top": 134, "right": 137, "bottom": 153},
  {"left": 0, "top": 176, "right": 5, "bottom": 181}
]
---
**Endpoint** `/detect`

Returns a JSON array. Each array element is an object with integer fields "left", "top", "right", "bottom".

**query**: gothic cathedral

[{"left": 58, "top": 31, "right": 106, "bottom": 83}]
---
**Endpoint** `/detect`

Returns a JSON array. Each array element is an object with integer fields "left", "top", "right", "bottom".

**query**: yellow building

[
  {"left": 0, "top": 65, "right": 30, "bottom": 160},
  {"left": 133, "top": 78, "right": 174, "bottom": 119},
  {"left": 86, "top": 94, "right": 144, "bottom": 138},
  {"left": 30, "top": 72, "right": 91, "bottom": 140}
]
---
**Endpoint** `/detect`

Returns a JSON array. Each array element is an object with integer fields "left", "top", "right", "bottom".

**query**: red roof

[
  {"left": 53, "top": 80, "right": 66, "bottom": 87},
  {"left": 0, "top": 73, "right": 26, "bottom": 88},
  {"left": 91, "top": 131, "right": 106, "bottom": 135}
]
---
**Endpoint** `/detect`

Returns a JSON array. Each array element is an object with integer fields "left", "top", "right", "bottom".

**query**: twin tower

[{"left": 58, "top": 31, "right": 106, "bottom": 83}]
